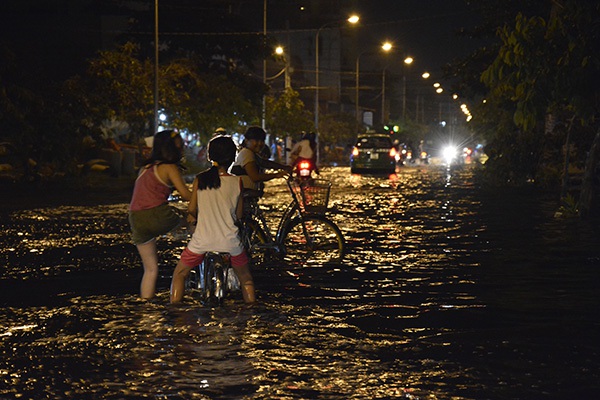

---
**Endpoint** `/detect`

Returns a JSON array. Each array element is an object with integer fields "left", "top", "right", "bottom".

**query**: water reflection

[{"left": 1, "top": 165, "right": 599, "bottom": 399}]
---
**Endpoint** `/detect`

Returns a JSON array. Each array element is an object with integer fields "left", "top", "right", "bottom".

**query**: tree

[
  {"left": 79, "top": 42, "right": 154, "bottom": 138},
  {"left": 317, "top": 113, "right": 357, "bottom": 165},
  {"left": 265, "top": 88, "right": 313, "bottom": 137},
  {"left": 71, "top": 43, "right": 257, "bottom": 144},
  {"left": 1, "top": 43, "right": 82, "bottom": 178},
  {"left": 480, "top": 1, "right": 600, "bottom": 213},
  {"left": 176, "top": 72, "right": 256, "bottom": 143}
]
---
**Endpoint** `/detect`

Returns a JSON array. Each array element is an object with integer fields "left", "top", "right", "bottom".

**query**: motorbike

[
  {"left": 293, "top": 158, "right": 318, "bottom": 181},
  {"left": 395, "top": 143, "right": 415, "bottom": 166}
]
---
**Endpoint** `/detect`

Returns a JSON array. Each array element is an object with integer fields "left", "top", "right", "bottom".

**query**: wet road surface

[{"left": 1, "top": 165, "right": 599, "bottom": 399}]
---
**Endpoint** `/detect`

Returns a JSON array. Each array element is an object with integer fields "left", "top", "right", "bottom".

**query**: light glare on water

[{"left": 1, "top": 165, "right": 599, "bottom": 399}]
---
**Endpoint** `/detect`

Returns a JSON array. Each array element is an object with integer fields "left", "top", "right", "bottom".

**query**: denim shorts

[{"left": 129, "top": 204, "right": 183, "bottom": 245}]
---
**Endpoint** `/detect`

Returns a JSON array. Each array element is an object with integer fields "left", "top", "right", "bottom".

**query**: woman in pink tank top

[{"left": 128, "top": 130, "right": 192, "bottom": 299}]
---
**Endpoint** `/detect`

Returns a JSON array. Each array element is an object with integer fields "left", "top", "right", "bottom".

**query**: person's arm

[
  {"left": 244, "top": 160, "right": 288, "bottom": 183},
  {"left": 290, "top": 142, "right": 301, "bottom": 156},
  {"left": 235, "top": 178, "right": 244, "bottom": 220},
  {"left": 164, "top": 164, "right": 192, "bottom": 201},
  {"left": 255, "top": 155, "right": 292, "bottom": 173},
  {"left": 289, "top": 143, "right": 301, "bottom": 163},
  {"left": 187, "top": 178, "right": 199, "bottom": 224}
]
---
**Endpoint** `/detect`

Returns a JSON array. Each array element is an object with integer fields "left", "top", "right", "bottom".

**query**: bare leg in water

[
  {"left": 137, "top": 239, "right": 159, "bottom": 299},
  {"left": 233, "top": 263, "right": 255, "bottom": 303},
  {"left": 169, "top": 259, "right": 255, "bottom": 304},
  {"left": 170, "top": 260, "right": 192, "bottom": 303}
]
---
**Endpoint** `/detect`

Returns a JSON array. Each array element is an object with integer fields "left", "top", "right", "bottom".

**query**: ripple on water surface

[{"left": 1, "top": 165, "right": 599, "bottom": 399}]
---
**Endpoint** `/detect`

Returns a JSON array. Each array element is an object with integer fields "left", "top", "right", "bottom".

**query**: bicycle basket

[{"left": 290, "top": 179, "right": 331, "bottom": 214}]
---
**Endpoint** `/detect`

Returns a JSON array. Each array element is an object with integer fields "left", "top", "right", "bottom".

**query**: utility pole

[
  {"left": 153, "top": 0, "right": 159, "bottom": 134},
  {"left": 261, "top": 0, "right": 267, "bottom": 130}
]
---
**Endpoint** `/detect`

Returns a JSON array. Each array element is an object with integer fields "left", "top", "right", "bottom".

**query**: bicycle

[
  {"left": 185, "top": 252, "right": 241, "bottom": 306},
  {"left": 239, "top": 176, "right": 345, "bottom": 264}
]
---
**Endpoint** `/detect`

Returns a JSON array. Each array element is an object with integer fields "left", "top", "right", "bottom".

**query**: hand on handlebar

[{"left": 275, "top": 170, "right": 289, "bottom": 179}]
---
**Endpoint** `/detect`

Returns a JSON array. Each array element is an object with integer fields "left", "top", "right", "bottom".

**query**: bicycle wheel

[
  {"left": 241, "top": 218, "right": 272, "bottom": 264},
  {"left": 201, "top": 255, "right": 225, "bottom": 306},
  {"left": 282, "top": 215, "right": 345, "bottom": 263},
  {"left": 186, "top": 265, "right": 202, "bottom": 292}
]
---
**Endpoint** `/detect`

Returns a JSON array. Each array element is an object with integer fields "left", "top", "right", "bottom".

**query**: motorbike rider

[{"left": 290, "top": 131, "right": 319, "bottom": 175}]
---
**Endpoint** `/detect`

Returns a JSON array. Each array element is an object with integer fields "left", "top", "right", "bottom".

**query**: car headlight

[{"left": 442, "top": 145, "right": 457, "bottom": 164}]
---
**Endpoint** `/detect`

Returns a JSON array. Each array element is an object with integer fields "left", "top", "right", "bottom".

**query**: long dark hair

[
  {"left": 143, "top": 129, "right": 183, "bottom": 166},
  {"left": 302, "top": 131, "right": 317, "bottom": 152},
  {"left": 197, "top": 135, "right": 237, "bottom": 190}
]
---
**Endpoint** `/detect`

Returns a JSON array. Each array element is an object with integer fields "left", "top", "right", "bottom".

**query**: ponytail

[
  {"left": 197, "top": 135, "right": 236, "bottom": 190},
  {"left": 196, "top": 165, "right": 221, "bottom": 190}
]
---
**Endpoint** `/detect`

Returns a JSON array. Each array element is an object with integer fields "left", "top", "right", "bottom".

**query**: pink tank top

[{"left": 129, "top": 164, "right": 172, "bottom": 211}]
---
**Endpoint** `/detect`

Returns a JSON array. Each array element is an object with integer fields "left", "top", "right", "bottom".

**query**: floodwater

[{"left": 1, "top": 165, "right": 599, "bottom": 399}]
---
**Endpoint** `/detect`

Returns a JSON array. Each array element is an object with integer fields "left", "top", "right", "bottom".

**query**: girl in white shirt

[{"left": 170, "top": 135, "right": 255, "bottom": 304}]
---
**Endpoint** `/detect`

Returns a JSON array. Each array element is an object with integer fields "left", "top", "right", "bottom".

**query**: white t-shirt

[
  {"left": 230, "top": 147, "right": 258, "bottom": 190},
  {"left": 291, "top": 139, "right": 314, "bottom": 160},
  {"left": 187, "top": 175, "right": 244, "bottom": 256}
]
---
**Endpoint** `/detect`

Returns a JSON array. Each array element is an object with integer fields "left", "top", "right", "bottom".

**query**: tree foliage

[
  {"left": 318, "top": 113, "right": 356, "bottom": 148},
  {"left": 470, "top": 0, "right": 600, "bottom": 189},
  {"left": 1, "top": 43, "right": 82, "bottom": 176},
  {"left": 82, "top": 42, "right": 154, "bottom": 137},
  {"left": 69, "top": 42, "right": 257, "bottom": 144},
  {"left": 265, "top": 88, "right": 313, "bottom": 137}
]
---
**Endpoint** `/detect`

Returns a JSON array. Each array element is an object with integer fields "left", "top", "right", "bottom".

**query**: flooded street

[{"left": 1, "top": 165, "right": 599, "bottom": 399}]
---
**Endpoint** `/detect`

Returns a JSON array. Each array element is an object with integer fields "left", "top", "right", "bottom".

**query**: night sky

[
  {"left": 351, "top": 0, "right": 485, "bottom": 74},
  {"left": 0, "top": 1, "right": 484, "bottom": 81}
]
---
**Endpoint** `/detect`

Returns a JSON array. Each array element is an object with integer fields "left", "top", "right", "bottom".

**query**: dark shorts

[{"left": 129, "top": 204, "right": 183, "bottom": 245}]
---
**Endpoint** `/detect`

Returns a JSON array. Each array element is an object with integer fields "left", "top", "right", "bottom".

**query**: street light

[
  {"left": 380, "top": 42, "right": 393, "bottom": 125},
  {"left": 315, "top": 14, "right": 359, "bottom": 132},
  {"left": 275, "top": 46, "right": 290, "bottom": 89},
  {"left": 356, "top": 41, "right": 392, "bottom": 132},
  {"left": 415, "top": 71, "right": 431, "bottom": 123},
  {"left": 401, "top": 56, "right": 413, "bottom": 121}
]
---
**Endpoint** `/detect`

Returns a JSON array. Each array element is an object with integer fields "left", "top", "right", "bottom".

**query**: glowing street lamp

[
  {"left": 275, "top": 46, "right": 290, "bottom": 88},
  {"left": 401, "top": 55, "right": 414, "bottom": 120},
  {"left": 380, "top": 42, "right": 393, "bottom": 124},
  {"left": 355, "top": 41, "right": 392, "bottom": 131},
  {"left": 315, "top": 14, "right": 359, "bottom": 132}
]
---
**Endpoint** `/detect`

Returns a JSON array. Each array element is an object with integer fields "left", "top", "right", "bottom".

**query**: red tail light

[
  {"left": 390, "top": 147, "right": 397, "bottom": 157},
  {"left": 299, "top": 160, "right": 311, "bottom": 170}
]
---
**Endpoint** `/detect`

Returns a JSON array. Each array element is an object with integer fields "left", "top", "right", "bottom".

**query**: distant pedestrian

[
  {"left": 128, "top": 129, "right": 192, "bottom": 299},
  {"left": 213, "top": 127, "right": 227, "bottom": 137}
]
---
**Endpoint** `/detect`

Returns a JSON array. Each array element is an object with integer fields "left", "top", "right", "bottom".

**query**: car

[{"left": 350, "top": 134, "right": 398, "bottom": 174}]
